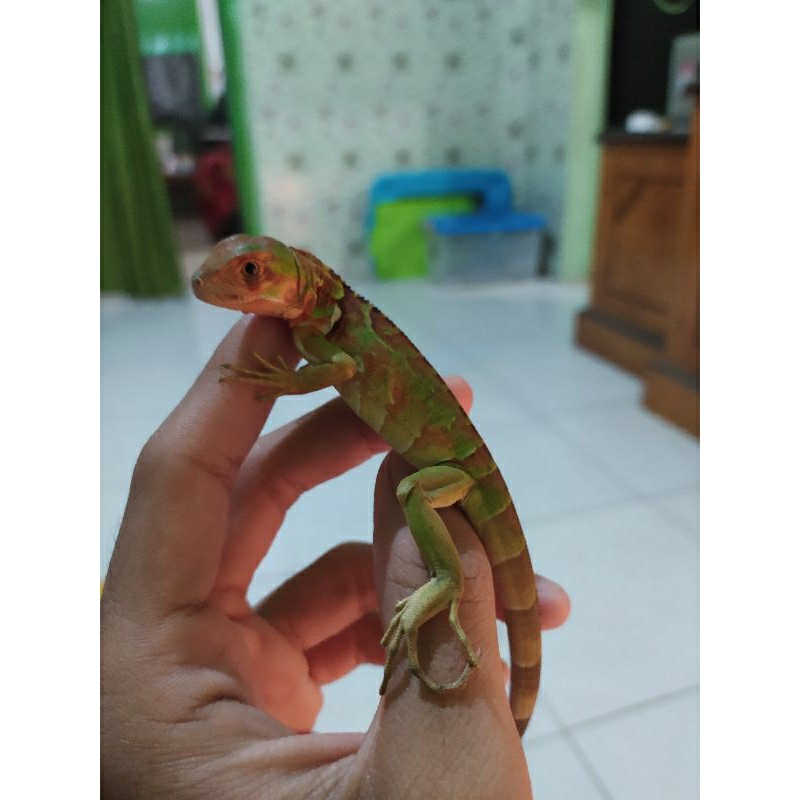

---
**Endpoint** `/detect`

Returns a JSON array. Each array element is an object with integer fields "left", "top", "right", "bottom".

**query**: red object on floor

[{"left": 194, "top": 144, "right": 240, "bottom": 238}]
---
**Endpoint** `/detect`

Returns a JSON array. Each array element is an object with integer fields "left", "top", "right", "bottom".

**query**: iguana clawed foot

[
  {"left": 219, "top": 351, "right": 298, "bottom": 398},
  {"left": 379, "top": 578, "right": 480, "bottom": 695},
  {"left": 380, "top": 464, "right": 481, "bottom": 695}
]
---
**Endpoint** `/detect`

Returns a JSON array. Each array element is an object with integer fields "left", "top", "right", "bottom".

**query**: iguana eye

[{"left": 243, "top": 261, "right": 258, "bottom": 277}]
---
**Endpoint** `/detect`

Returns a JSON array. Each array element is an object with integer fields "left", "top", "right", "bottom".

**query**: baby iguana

[{"left": 192, "top": 235, "right": 541, "bottom": 734}]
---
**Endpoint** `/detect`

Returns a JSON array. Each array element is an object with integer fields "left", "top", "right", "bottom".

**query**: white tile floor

[{"left": 101, "top": 239, "right": 699, "bottom": 799}]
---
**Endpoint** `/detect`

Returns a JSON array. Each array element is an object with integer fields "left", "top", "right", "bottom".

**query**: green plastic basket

[{"left": 369, "top": 195, "right": 477, "bottom": 280}]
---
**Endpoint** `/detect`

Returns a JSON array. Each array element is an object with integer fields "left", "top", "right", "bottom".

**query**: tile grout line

[
  {"left": 478, "top": 360, "right": 643, "bottom": 418},
  {"left": 524, "top": 683, "right": 700, "bottom": 745},
  {"left": 539, "top": 415, "right": 657, "bottom": 496},
  {"left": 462, "top": 381, "right": 648, "bottom": 503},
  {"left": 556, "top": 683, "right": 700, "bottom": 736},
  {"left": 641, "top": 487, "right": 700, "bottom": 542},
  {"left": 635, "top": 481, "right": 701, "bottom": 500},
  {"left": 517, "top": 493, "right": 647, "bottom": 531},
  {"left": 462, "top": 375, "right": 659, "bottom": 501},
  {"left": 539, "top": 408, "right": 701, "bottom": 511},
  {"left": 528, "top": 684, "right": 699, "bottom": 799},
  {"left": 627, "top": 483, "right": 699, "bottom": 541},
  {"left": 646, "top": 504, "right": 699, "bottom": 543},
  {"left": 535, "top": 696, "right": 616, "bottom": 800},
  {"left": 517, "top": 479, "right": 700, "bottom": 535},
  {"left": 558, "top": 728, "right": 616, "bottom": 800}
]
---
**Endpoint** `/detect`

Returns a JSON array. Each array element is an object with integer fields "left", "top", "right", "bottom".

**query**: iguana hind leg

[{"left": 379, "top": 465, "right": 480, "bottom": 695}]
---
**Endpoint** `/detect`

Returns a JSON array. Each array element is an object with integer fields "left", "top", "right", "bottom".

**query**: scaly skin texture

[{"left": 191, "top": 234, "right": 541, "bottom": 734}]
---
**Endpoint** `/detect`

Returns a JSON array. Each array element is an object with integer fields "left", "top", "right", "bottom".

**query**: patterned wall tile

[{"left": 235, "top": 0, "right": 574, "bottom": 278}]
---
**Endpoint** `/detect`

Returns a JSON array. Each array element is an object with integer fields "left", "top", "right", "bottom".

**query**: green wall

[
  {"left": 134, "top": 0, "right": 215, "bottom": 109},
  {"left": 560, "top": 0, "right": 614, "bottom": 281},
  {"left": 134, "top": 0, "right": 201, "bottom": 56}
]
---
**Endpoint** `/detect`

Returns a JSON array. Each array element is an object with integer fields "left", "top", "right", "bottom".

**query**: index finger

[{"left": 105, "top": 314, "right": 297, "bottom": 612}]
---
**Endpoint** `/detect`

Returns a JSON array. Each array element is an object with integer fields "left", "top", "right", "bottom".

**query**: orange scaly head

[{"left": 191, "top": 234, "right": 309, "bottom": 319}]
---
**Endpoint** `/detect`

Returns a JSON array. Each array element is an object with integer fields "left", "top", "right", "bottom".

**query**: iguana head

[{"left": 191, "top": 234, "right": 308, "bottom": 319}]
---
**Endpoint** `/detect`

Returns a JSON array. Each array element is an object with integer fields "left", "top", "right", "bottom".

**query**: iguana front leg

[
  {"left": 221, "top": 326, "right": 357, "bottom": 397},
  {"left": 380, "top": 465, "right": 481, "bottom": 695}
]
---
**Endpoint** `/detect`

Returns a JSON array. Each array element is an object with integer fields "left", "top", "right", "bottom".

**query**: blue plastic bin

[
  {"left": 425, "top": 211, "right": 547, "bottom": 282},
  {"left": 366, "top": 169, "right": 514, "bottom": 235}
]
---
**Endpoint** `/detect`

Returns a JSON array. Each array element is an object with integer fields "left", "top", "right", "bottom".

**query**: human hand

[{"left": 101, "top": 315, "right": 570, "bottom": 799}]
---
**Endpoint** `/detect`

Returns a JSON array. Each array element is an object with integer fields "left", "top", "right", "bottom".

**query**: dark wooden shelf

[
  {"left": 598, "top": 128, "right": 689, "bottom": 147},
  {"left": 576, "top": 107, "right": 699, "bottom": 437}
]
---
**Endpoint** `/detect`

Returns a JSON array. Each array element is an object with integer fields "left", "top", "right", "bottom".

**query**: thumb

[{"left": 363, "top": 452, "right": 530, "bottom": 799}]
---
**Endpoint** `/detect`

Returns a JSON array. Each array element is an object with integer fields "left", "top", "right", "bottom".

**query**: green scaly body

[
  {"left": 331, "top": 284, "right": 541, "bottom": 733},
  {"left": 192, "top": 236, "right": 541, "bottom": 735}
]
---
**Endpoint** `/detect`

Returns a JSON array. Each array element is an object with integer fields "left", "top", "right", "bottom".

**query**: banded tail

[{"left": 460, "top": 445, "right": 542, "bottom": 735}]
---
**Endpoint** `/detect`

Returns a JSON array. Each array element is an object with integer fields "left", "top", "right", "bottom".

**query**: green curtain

[{"left": 101, "top": 0, "right": 183, "bottom": 296}]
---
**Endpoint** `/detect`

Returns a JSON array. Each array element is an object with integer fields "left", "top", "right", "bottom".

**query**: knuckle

[
  {"left": 131, "top": 427, "right": 241, "bottom": 495},
  {"left": 131, "top": 429, "right": 168, "bottom": 481},
  {"left": 328, "top": 540, "right": 368, "bottom": 559},
  {"left": 177, "top": 448, "right": 240, "bottom": 492}
]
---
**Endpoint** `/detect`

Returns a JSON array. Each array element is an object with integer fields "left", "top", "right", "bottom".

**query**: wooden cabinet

[
  {"left": 576, "top": 115, "right": 699, "bottom": 436},
  {"left": 643, "top": 108, "right": 700, "bottom": 436}
]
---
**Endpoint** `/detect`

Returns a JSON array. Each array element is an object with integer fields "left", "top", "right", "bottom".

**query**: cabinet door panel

[
  {"left": 592, "top": 145, "right": 686, "bottom": 334},
  {"left": 604, "top": 177, "right": 684, "bottom": 313}
]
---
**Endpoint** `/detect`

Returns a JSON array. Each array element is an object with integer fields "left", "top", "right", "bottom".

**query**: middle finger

[{"left": 255, "top": 542, "right": 377, "bottom": 653}]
